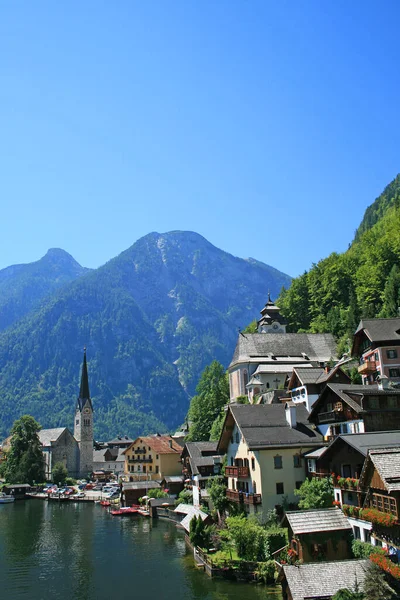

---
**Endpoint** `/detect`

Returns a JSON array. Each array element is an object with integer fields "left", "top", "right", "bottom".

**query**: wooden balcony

[
  {"left": 226, "top": 489, "right": 262, "bottom": 505},
  {"left": 225, "top": 466, "right": 250, "bottom": 478},
  {"left": 358, "top": 360, "right": 376, "bottom": 375},
  {"left": 318, "top": 411, "right": 343, "bottom": 424}
]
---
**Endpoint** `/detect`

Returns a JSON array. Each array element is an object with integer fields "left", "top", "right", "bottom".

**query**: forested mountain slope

[
  {"left": 0, "top": 248, "right": 89, "bottom": 332},
  {"left": 0, "top": 231, "right": 291, "bottom": 440},
  {"left": 278, "top": 175, "right": 400, "bottom": 352}
]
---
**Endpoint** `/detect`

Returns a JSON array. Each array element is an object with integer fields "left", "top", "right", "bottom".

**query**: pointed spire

[
  {"left": 267, "top": 290, "right": 271, "bottom": 303},
  {"left": 78, "top": 347, "right": 91, "bottom": 404}
]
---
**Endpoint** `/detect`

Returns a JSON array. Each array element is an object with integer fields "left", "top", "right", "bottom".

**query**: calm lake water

[{"left": 0, "top": 501, "right": 282, "bottom": 600}]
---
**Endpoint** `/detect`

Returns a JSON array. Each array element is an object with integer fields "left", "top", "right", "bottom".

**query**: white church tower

[{"left": 74, "top": 348, "right": 94, "bottom": 478}]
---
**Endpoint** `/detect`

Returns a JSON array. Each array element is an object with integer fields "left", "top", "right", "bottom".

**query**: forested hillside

[
  {"left": 0, "top": 231, "right": 290, "bottom": 440},
  {"left": 278, "top": 175, "right": 400, "bottom": 353}
]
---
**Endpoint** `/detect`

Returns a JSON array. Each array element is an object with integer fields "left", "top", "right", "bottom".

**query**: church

[{"left": 39, "top": 349, "right": 94, "bottom": 480}]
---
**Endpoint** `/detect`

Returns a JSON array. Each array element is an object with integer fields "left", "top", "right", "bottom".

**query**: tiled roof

[
  {"left": 229, "top": 332, "right": 337, "bottom": 368},
  {"left": 38, "top": 428, "right": 69, "bottom": 447},
  {"left": 368, "top": 448, "right": 400, "bottom": 492},
  {"left": 123, "top": 435, "right": 182, "bottom": 455},
  {"left": 229, "top": 403, "right": 323, "bottom": 449},
  {"left": 355, "top": 318, "right": 400, "bottom": 342},
  {"left": 174, "top": 504, "right": 209, "bottom": 532},
  {"left": 285, "top": 508, "right": 351, "bottom": 535},
  {"left": 303, "top": 446, "right": 328, "bottom": 459},
  {"left": 283, "top": 560, "right": 370, "bottom": 600}
]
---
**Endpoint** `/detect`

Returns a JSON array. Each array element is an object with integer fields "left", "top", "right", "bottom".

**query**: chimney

[
  {"left": 285, "top": 402, "right": 297, "bottom": 428},
  {"left": 377, "top": 375, "right": 390, "bottom": 390}
]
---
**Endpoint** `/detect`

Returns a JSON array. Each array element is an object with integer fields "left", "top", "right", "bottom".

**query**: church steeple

[
  {"left": 257, "top": 294, "right": 287, "bottom": 333},
  {"left": 77, "top": 347, "right": 92, "bottom": 410}
]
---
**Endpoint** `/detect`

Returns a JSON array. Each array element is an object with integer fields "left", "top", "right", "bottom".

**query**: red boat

[
  {"left": 100, "top": 501, "right": 111, "bottom": 507},
  {"left": 110, "top": 506, "right": 139, "bottom": 516}
]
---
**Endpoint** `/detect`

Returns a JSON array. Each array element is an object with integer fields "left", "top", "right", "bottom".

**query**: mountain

[
  {"left": 278, "top": 175, "right": 400, "bottom": 351},
  {"left": 0, "top": 248, "right": 89, "bottom": 332},
  {"left": 0, "top": 231, "right": 291, "bottom": 440}
]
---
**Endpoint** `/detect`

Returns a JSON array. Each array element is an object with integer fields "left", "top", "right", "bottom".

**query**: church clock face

[{"left": 84, "top": 408, "right": 90, "bottom": 414}]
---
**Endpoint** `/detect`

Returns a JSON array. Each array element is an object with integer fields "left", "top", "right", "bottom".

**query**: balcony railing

[
  {"left": 225, "top": 466, "right": 250, "bottom": 478},
  {"left": 128, "top": 458, "right": 152, "bottom": 463},
  {"left": 318, "top": 411, "right": 343, "bottom": 424},
  {"left": 226, "top": 489, "right": 262, "bottom": 505},
  {"left": 358, "top": 360, "right": 377, "bottom": 375},
  {"left": 134, "top": 448, "right": 146, "bottom": 454}
]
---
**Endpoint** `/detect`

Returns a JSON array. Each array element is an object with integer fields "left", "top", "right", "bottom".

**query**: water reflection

[{"left": 0, "top": 501, "right": 281, "bottom": 600}]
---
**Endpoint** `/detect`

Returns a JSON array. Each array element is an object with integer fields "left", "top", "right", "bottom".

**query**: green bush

[
  {"left": 65, "top": 477, "right": 76, "bottom": 486},
  {"left": 254, "top": 560, "right": 276, "bottom": 584},
  {"left": 352, "top": 540, "right": 387, "bottom": 559}
]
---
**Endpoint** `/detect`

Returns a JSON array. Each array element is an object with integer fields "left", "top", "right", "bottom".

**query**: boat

[
  {"left": 100, "top": 500, "right": 111, "bottom": 507},
  {"left": 0, "top": 492, "right": 15, "bottom": 504},
  {"left": 110, "top": 506, "right": 139, "bottom": 516}
]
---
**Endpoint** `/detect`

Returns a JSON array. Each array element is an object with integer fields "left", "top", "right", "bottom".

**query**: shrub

[
  {"left": 352, "top": 540, "right": 387, "bottom": 559},
  {"left": 254, "top": 560, "right": 276, "bottom": 584}
]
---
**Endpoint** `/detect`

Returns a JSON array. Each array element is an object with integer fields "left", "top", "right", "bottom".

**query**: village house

[
  {"left": 229, "top": 296, "right": 337, "bottom": 403},
  {"left": 307, "top": 381, "right": 400, "bottom": 441},
  {"left": 304, "top": 430, "right": 400, "bottom": 509},
  {"left": 92, "top": 446, "right": 125, "bottom": 479},
  {"left": 217, "top": 402, "right": 323, "bottom": 521},
  {"left": 280, "top": 559, "right": 370, "bottom": 600},
  {"left": 356, "top": 447, "right": 400, "bottom": 557},
  {"left": 352, "top": 317, "right": 400, "bottom": 385},
  {"left": 122, "top": 434, "right": 182, "bottom": 481},
  {"left": 181, "top": 441, "right": 223, "bottom": 487},
  {"left": 283, "top": 507, "right": 352, "bottom": 563},
  {"left": 287, "top": 365, "right": 351, "bottom": 412}
]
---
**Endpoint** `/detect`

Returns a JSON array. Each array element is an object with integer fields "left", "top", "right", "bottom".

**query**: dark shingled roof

[
  {"left": 285, "top": 508, "right": 351, "bottom": 535},
  {"left": 282, "top": 560, "right": 369, "bottom": 600},
  {"left": 229, "top": 332, "right": 337, "bottom": 368},
  {"left": 183, "top": 442, "right": 220, "bottom": 475},
  {"left": 355, "top": 318, "right": 400, "bottom": 342},
  {"left": 229, "top": 403, "right": 323, "bottom": 449},
  {"left": 331, "top": 431, "right": 400, "bottom": 457}
]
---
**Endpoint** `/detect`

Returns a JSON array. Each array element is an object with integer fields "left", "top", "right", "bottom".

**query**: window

[
  {"left": 235, "top": 432, "right": 240, "bottom": 444},
  {"left": 326, "top": 403, "right": 333, "bottom": 412},
  {"left": 389, "top": 368, "right": 400, "bottom": 377},
  {"left": 274, "top": 455, "right": 283, "bottom": 469},
  {"left": 295, "top": 481, "right": 302, "bottom": 490},
  {"left": 307, "top": 459, "right": 316, "bottom": 473},
  {"left": 353, "top": 526, "right": 361, "bottom": 540},
  {"left": 375, "top": 352, "right": 379, "bottom": 362},
  {"left": 253, "top": 481, "right": 257, "bottom": 494},
  {"left": 387, "top": 349, "right": 398, "bottom": 359},
  {"left": 149, "top": 465, "right": 152, "bottom": 471},
  {"left": 293, "top": 455, "right": 301, "bottom": 468},
  {"left": 156, "top": 465, "right": 159, "bottom": 472},
  {"left": 251, "top": 457, "right": 255, "bottom": 471},
  {"left": 75, "top": 419, "right": 79, "bottom": 425},
  {"left": 156, "top": 454, "right": 159, "bottom": 459},
  {"left": 276, "top": 482, "right": 284, "bottom": 495}
]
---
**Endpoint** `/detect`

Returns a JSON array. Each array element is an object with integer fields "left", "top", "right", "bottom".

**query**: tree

[
  {"left": 379, "top": 264, "right": 400, "bottom": 318},
  {"left": 362, "top": 562, "right": 396, "bottom": 600},
  {"left": 207, "top": 476, "right": 229, "bottom": 521},
  {"left": 209, "top": 410, "right": 225, "bottom": 442},
  {"left": 186, "top": 361, "right": 229, "bottom": 441},
  {"left": 52, "top": 462, "right": 68, "bottom": 485},
  {"left": 294, "top": 476, "right": 333, "bottom": 509},
  {"left": 5, "top": 415, "right": 45, "bottom": 484},
  {"left": 146, "top": 489, "right": 168, "bottom": 499}
]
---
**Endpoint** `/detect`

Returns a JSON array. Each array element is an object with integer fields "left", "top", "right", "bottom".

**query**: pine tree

[{"left": 380, "top": 264, "right": 400, "bottom": 318}]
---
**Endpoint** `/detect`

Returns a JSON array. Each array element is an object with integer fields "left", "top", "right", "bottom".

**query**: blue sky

[{"left": 1, "top": 1, "right": 399, "bottom": 278}]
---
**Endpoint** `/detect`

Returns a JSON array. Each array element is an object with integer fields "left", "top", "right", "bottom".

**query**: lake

[{"left": 0, "top": 500, "right": 282, "bottom": 600}]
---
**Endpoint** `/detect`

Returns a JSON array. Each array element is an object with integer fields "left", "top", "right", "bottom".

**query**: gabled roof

[
  {"left": 352, "top": 318, "right": 400, "bottom": 355},
  {"left": 183, "top": 441, "right": 220, "bottom": 475},
  {"left": 320, "top": 431, "right": 400, "bottom": 460},
  {"left": 308, "top": 383, "right": 400, "bottom": 421},
  {"left": 122, "top": 435, "right": 182, "bottom": 455},
  {"left": 218, "top": 403, "right": 323, "bottom": 452},
  {"left": 285, "top": 508, "right": 351, "bottom": 535},
  {"left": 282, "top": 560, "right": 369, "bottom": 600},
  {"left": 360, "top": 448, "right": 400, "bottom": 493},
  {"left": 229, "top": 332, "right": 337, "bottom": 369},
  {"left": 288, "top": 365, "right": 351, "bottom": 389},
  {"left": 38, "top": 428, "right": 71, "bottom": 447}
]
